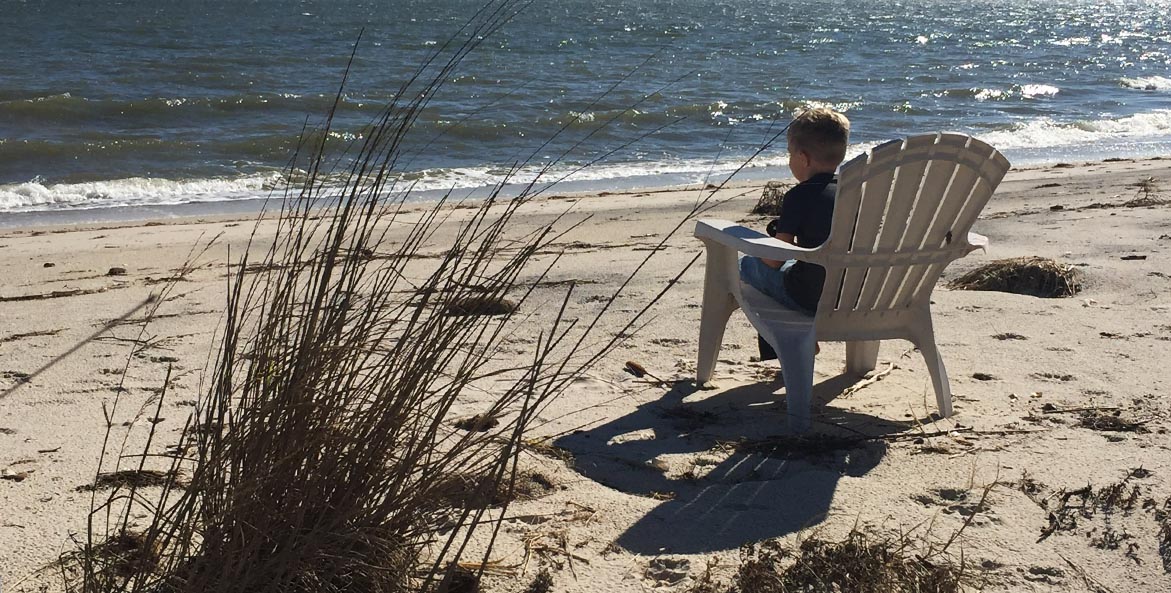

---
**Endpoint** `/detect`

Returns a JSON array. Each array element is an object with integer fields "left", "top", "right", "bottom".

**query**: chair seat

[{"left": 738, "top": 283, "right": 816, "bottom": 328}]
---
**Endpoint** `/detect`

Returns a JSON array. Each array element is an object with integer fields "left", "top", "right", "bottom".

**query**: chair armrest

[
  {"left": 967, "top": 231, "right": 990, "bottom": 253},
  {"left": 694, "top": 219, "right": 828, "bottom": 265}
]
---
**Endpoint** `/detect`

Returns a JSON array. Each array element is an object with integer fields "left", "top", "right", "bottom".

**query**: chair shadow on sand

[{"left": 553, "top": 371, "right": 921, "bottom": 555}]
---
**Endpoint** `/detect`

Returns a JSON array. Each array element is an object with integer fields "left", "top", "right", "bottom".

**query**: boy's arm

[
  {"left": 761, "top": 187, "right": 805, "bottom": 268},
  {"left": 761, "top": 232, "right": 797, "bottom": 268}
]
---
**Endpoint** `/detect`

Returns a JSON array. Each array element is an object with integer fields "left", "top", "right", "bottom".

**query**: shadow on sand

[{"left": 553, "top": 373, "right": 915, "bottom": 554}]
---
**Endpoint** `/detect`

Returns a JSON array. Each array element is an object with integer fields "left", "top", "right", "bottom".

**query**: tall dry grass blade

[{"left": 58, "top": 2, "right": 726, "bottom": 592}]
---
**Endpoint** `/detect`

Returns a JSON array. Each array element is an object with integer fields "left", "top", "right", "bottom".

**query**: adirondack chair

[{"left": 694, "top": 133, "right": 1010, "bottom": 432}]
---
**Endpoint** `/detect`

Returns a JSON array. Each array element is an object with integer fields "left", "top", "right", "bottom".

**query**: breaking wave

[
  {"left": 936, "top": 84, "right": 1060, "bottom": 101},
  {"left": 0, "top": 174, "right": 283, "bottom": 212},
  {"left": 1120, "top": 76, "right": 1171, "bottom": 91},
  {"left": 976, "top": 109, "right": 1171, "bottom": 150},
  {"left": 0, "top": 151, "right": 796, "bottom": 214}
]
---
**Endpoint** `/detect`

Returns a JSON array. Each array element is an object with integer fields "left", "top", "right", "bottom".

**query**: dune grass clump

[
  {"left": 948, "top": 256, "right": 1080, "bottom": 298},
  {"left": 57, "top": 2, "right": 720, "bottom": 591},
  {"left": 734, "top": 528, "right": 974, "bottom": 593}
]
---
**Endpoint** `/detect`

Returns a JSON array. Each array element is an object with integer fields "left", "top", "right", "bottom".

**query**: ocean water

[{"left": 2, "top": 0, "right": 1170, "bottom": 216}]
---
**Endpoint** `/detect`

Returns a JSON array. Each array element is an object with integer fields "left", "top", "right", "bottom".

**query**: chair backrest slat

[
  {"left": 830, "top": 140, "right": 899, "bottom": 311},
  {"left": 817, "top": 133, "right": 1010, "bottom": 318},
  {"left": 850, "top": 143, "right": 902, "bottom": 310},
  {"left": 868, "top": 135, "right": 938, "bottom": 311},
  {"left": 950, "top": 147, "right": 1012, "bottom": 239}
]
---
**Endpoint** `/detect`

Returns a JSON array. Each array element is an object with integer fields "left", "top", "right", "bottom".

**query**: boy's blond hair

[{"left": 787, "top": 108, "right": 850, "bottom": 166}]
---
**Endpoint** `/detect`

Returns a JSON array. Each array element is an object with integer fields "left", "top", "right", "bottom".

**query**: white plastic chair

[{"left": 694, "top": 133, "right": 1010, "bottom": 432}]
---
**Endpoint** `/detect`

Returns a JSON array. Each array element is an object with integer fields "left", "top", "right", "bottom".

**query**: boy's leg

[
  {"left": 740, "top": 256, "right": 785, "bottom": 362},
  {"left": 739, "top": 256, "right": 819, "bottom": 367},
  {"left": 738, "top": 256, "right": 789, "bottom": 303},
  {"left": 739, "top": 256, "right": 812, "bottom": 315}
]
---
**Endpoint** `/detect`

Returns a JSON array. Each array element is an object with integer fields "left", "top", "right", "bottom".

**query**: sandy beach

[{"left": 2, "top": 156, "right": 1170, "bottom": 592}]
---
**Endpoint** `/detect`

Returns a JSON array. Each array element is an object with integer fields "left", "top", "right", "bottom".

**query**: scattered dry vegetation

[
  {"left": 58, "top": 532, "right": 161, "bottom": 583},
  {"left": 685, "top": 557, "right": 723, "bottom": 593},
  {"left": 1156, "top": 498, "right": 1171, "bottom": 572},
  {"left": 680, "top": 481, "right": 997, "bottom": 593},
  {"left": 1124, "top": 176, "right": 1167, "bottom": 207},
  {"left": 730, "top": 527, "right": 975, "bottom": 593},
  {"left": 1076, "top": 411, "right": 1150, "bottom": 433},
  {"left": 521, "top": 568, "right": 554, "bottom": 593},
  {"left": 1019, "top": 468, "right": 1163, "bottom": 567}
]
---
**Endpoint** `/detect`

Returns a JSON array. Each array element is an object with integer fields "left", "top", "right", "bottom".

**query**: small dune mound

[
  {"left": 948, "top": 256, "right": 1081, "bottom": 298},
  {"left": 442, "top": 295, "right": 516, "bottom": 316},
  {"left": 77, "top": 469, "right": 182, "bottom": 492},
  {"left": 453, "top": 412, "right": 500, "bottom": 432},
  {"left": 435, "top": 470, "right": 556, "bottom": 510}
]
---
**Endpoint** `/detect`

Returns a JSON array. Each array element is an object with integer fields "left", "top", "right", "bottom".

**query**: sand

[{"left": 2, "top": 157, "right": 1170, "bottom": 592}]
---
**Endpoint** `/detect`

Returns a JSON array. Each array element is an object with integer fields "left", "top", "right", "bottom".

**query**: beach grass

[
  {"left": 60, "top": 2, "right": 620, "bottom": 591},
  {"left": 51, "top": 2, "right": 762, "bottom": 591}
]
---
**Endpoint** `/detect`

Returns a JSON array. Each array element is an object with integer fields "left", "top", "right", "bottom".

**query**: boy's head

[{"left": 787, "top": 108, "right": 850, "bottom": 181}]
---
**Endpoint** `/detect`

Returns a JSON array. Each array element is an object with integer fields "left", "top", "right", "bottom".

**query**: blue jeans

[{"left": 738, "top": 255, "right": 815, "bottom": 317}]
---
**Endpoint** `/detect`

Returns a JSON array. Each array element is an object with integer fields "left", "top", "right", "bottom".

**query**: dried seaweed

[
  {"left": 1077, "top": 411, "right": 1149, "bottom": 433},
  {"left": 948, "top": 256, "right": 1080, "bottom": 298}
]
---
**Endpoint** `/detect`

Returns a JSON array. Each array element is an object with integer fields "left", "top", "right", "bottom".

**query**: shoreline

[
  {"left": 2, "top": 155, "right": 1170, "bottom": 592},
  {"left": 2, "top": 154, "right": 1168, "bottom": 235},
  {"left": 5, "top": 112, "right": 1171, "bottom": 218}
]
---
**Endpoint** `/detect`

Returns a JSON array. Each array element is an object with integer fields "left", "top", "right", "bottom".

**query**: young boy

[{"left": 739, "top": 108, "right": 850, "bottom": 316}]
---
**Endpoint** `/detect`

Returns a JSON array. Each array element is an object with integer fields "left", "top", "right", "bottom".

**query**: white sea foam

[
  {"left": 967, "top": 84, "right": 1059, "bottom": 101},
  {"left": 799, "top": 100, "right": 862, "bottom": 113},
  {"left": 393, "top": 153, "right": 795, "bottom": 194},
  {"left": 977, "top": 109, "right": 1171, "bottom": 151},
  {"left": 0, "top": 174, "right": 282, "bottom": 212},
  {"left": 0, "top": 154, "right": 801, "bottom": 213},
  {"left": 1120, "top": 76, "right": 1171, "bottom": 91},
  {"left": 973, "top": 88, "right": 1007, "bottom": 101},
  {"left": 1020, "top": 84, "right": 1060, "bottom": 98}
]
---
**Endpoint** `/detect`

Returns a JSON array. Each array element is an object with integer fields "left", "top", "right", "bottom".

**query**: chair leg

[
  {"left": 774, "top": 328, "right": 817, "bottom": 433},
  {"left": 845, "top": 340, "right": 880, "bottom": 375},
  {"left": 909, "top": 315, "right": 953, "bottom": 418},
  {"left": 696, "top": 278, "right": 738, "bottom": 384}
]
